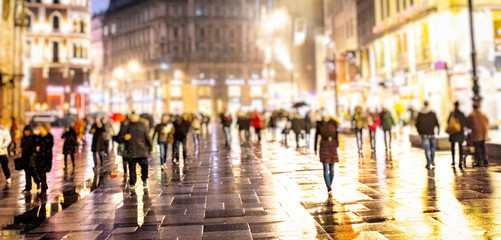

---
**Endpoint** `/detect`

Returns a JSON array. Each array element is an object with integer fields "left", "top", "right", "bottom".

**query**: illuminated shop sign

[
  {"left": 191, "top": 79, "right": 215, "bottom": 85},
  {"left": 248, "top": 79, "right": 266, "bottom": 85},
  {"left": 225, "top": 79, "right": 245, "bottom": 85},
  {"left": 47, "top": 86, "right": 64, "bottom": 95}
]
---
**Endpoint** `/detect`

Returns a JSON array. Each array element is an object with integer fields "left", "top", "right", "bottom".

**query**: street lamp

[{"left": 468, "top": 0, "right": 480, "bottom": 103}]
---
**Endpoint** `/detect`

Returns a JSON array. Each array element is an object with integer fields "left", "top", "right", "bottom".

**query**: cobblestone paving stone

[{"left": 0, "top": 126, "right": 500, "bottom": 239}]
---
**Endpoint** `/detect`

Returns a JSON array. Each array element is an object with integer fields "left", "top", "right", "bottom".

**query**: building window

[
  {"left": 53, "top": 0, "right": 59, "bottom": 4},
  {"left": 229, "top": 29, "right": 234, "bottom": 39},
  {"left": 173, "top": 27, "right": 178, "bottom": 38},
  {"left": 53, "top": 16, "right": 60, "bottom": 31},
  {"left": 200, "top": 28, "right": 205, "bottom": 37},
  {"left": 104, "top": 26, "right": 108, "bottom": 36},
  {"left": 26, "top": 15, "right": 31, "bottom": 29},
  {"left": 53, "top": 42, "right": 59, "bottom": 63},
  {"left": 80, "top": 21, "right": 86, "bottom": 33},
  {"left": 250, "top": 86, "right": 263, "bottom": 97},
  {"left": 111, "top": 23, "right": 116, "bottom": 34},
  {"left": 228, "top": 86, "right": 241, "bottom": 97},
  {"left": 170, "top": 86, "right": 182, "bottom": 98},
  {"left": 215, "top": 29, "right": 220, "bottom": 40}
]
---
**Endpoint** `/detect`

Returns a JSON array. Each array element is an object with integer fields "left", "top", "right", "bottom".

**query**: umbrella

[
  {"left": 292, "top": 102, "right": 308, "bottom": 108},
  {"left": 111, "top": 113, "right": 126, "bottom": 123}
]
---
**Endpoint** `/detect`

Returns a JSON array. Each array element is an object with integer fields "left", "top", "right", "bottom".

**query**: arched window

[
  {"left": 73, "top": 20, "right": 79, "bottom": 33},
  {"left": 53, "top": 16, "right": 60, "bottom": 31},
  {"left": 80, "top": 21, "right": 86, "bottom": 33}
]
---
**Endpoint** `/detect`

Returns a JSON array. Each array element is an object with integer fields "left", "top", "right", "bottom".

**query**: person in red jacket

[
  {"left": 368, "top": 111, "right": 381, "bottom": 152},
  {"left": 250, "top": 110, "right": 263, "bottom": 142}
]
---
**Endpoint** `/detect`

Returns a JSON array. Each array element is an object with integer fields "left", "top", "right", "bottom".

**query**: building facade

[
  {"left": 102, "top": 0, "right": 267, "bottom": 118},
  {"left": 24, "top": 0, "right": 92, "bottom": 117},
  {"left": 90, "top": 13, "right": 104, "bottom": 113}
]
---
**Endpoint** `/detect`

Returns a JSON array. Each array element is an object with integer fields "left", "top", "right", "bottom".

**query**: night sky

[{"left": 92, "top": 0, "right": 110, "bottom": 14}]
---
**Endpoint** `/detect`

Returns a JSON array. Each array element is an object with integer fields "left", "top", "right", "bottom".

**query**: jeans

[
  {"left": 104, "top": 140, "right": 110, "bottom": 155},
  {"left": 383, "top": 130, "right": 392, "bottom": 149},
  {"left": 24, "top": 167, "right": 40, "bottom": 190},
  {"left": 255, "top": 128, "right": 262, "bottom": 142},
  {"left": 473, "top": 141, "right": 487, "bottom": 163},
  {"left": 294, "top": 132, "right": 303, "bottom": 148},
  {"left": 355, "top": 128, "right": 363, "bottom": 151},
  {"left": 123, "top": 158, "right": 130, "bottom": 177},
  {"left": 93, "top": 151, "right": 104, "bottom": 167},
  {"left": 37, "top": 171, "right": 48, "bottom": 191},
  {"left": 421, "top": 136, "right": 436, "bottom": 166},
  {"left": 193, "top": 134, "right": 199, "bottom": 146},
  {"left": 128, "top": 157, "right": 148, "bottom": 186},
  {"left": 0, "top": 155, "right": 11, "bottom": 179},
  {"left": 64, "top": 154, "right": 75, "bottom": 166},
  {"left": 158, "top": 142, "right": 168, "bottom": 165},
  {"left": 239, "top": 129, "right": 250, "bottom": 145},
  {"left": 322, "top": 162, "right": 335, "bottom": 188},
  {"left": 369, "top": 130, "right": 376, "bottom": 150},
  {"left": 223, "top": 127, "right": 231, "bottom": 147},
  {"left": 451, "top": 140, "right": 464, "bottom": 164},
  {"left": 173, "top": 138, "right": 187, "bottom": 161}
]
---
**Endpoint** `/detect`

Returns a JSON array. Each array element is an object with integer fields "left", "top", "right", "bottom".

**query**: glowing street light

[
  {"left": 128, "top": 60, "right": 141, "bottom": 73},
  {"left": 174, "top": 70, "right": 184, "bottom": 80},
  {"left": 113, "top": 67, "right": 125, "bottom": 79}
]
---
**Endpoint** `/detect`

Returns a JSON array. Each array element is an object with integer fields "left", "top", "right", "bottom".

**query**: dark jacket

[
  {"left": 380, "top": 110, "right": 394, "bottom": 131},
  {"left": 291, "top": 117, "right": 305, "bottom": 134},
  {"left": 416, "top": 107, "right": 439, "bottom": 136},
  {"left": 173, "top": 118, "right": 190, "bottom": 140},
  {"left": 304, "top": 114, "right": 312, "bottom": 131},
  {"left": 62, "top": 127, "right": 78, "bottom": 154},
  {"left": 237, "top": 117, "right": 250, "bottom": 131},
  {"left": 448, "top": 109, "right": 467, "bottom": 142},
  {"left": 220, "top": 114, "right": 232, "bottom": 128},
  {"left": 153, "top": 123, "right": 168, "bottom": 143},
  {"left": 121, "top": 121, "right": 152, "bottom": 159},
  {"left": 314, "top": 120, "right": 339, "bottom": 163},
  {"left": 20, "top": 131, "right": 36, "bottom": 169},
  {"left": 34, "top": 133, "right": 54, "bottom": 173},
  {"left": 90, "top": 124, "right": 106, "bottom": 152},
  {"left": 268, "top": 115, "right": 277, "bottom": 128}
]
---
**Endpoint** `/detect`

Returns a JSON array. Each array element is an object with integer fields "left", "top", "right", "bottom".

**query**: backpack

[{"left": 446, "top": 114, "right": 461, "bottom": 135}]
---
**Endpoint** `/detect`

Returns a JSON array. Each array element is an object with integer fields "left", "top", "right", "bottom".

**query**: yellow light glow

[
  {"left": 113, "top": 67, "right": 125, "bottom": 79},
  {"left": 128, "top": 60, "right": 141, "bottom": 73},
  {"left": 174, "top": 70, "right": 184, "bottom": 80}
]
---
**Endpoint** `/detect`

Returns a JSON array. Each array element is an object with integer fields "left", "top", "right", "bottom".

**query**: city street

[{"left": 0, "top": 127, "right": 499, "bottom": 239}]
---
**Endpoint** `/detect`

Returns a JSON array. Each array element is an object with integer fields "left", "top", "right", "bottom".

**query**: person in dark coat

[
  {"left": 20, "top": 126, "right": 40, "bottom": 192},
  {"left": 90, "top": 117, "right": 106, "bottom": 168},
  {"left": 379, "top": 108, "right": 394, "bottom": 151},
  {"left": 121, "top": 113, "right": 152, "bottom": 188},
  {"left": 291, "top": 114, "right": 305, "bottom": 148},
  {"left": 237, "top": 112, "right": 251, "bottom": 146},
  {"left": 447, "top": 101, "right": 467, "bottom": 167},
  {"left": 314, "top": 116, "right": 339, "bottom": 195},
  {"left": 62, "top": 124, "right": 78, "bottom": 169},
  {"left": 268, "top": 111, "right": 278, "bottom": 142},
  {"left": 152, "top": 115, "right": 173, "bottom": 169},
  {"left": 220, "top": 111, "right": 233, "bottom": 149},
  {"left": 33, "top": 124, "right": 54, "bottom": 194},
  {"left": 173, "top": 114, "right": 190, "bottom": 162},
  {"left": 304, "top": 111, "right": 312, "bottom": 146},
  {"left": 415, "top": 101, "right": 440, "bottom": 169}
]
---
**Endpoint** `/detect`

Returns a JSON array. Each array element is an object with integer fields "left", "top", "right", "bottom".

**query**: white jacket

[{"left": 0, "top": 127, "right": 11, "bottom": 156}]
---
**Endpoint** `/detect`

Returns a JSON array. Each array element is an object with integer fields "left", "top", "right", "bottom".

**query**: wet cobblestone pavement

[{"left": 0, "top": 127, "right": 500, "bottom": 239}]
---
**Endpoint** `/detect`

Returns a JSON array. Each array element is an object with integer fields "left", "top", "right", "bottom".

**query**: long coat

[
  {"left": 315, "top": 121, "right": 339, "bottom": 163},
  {"left": 90, "top": 124, "right": 106, "bottom": 152},
  {"left": 62, "top": 128, "right": 78, "bottom": 154},
  {"left": 20, "top": 133, "right": 36, "bottom": 169},
  {"left": 34, "top": 134, "right": 54, "bottom": 173},
  {"left": 448, "top": 110, "right": 467, "bottom": 142},
  {"left": 467, "top": 110, "right": 489, "bottom": 142},
  {"left": 121, "top": 121, "right": 152, "bottom": 159}
]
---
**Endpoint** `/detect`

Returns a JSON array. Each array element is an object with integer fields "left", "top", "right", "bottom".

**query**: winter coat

[
  {"left": 20, "top": 132, "right": 36, "bottom": 169},
  {"left": 314, "top": 120, "right": 339, "bottom": 163},
  {"left": 304, "top": 114, "right": 312, "bottom": 132},
  {"left": 174, "top": 119, "right": 190, "bottom": 141},
  {"left": 268, "top": 115, "right": 277, "bottom": 128},
  {"left": 448, "top": 109, "right": 467, "bottom": 142},
  {"left": 250, "top": 112, "right": 263, "bottom": 129},
  {"left": 0, "top": 127, "right": 11, "bottom": 156},
  {"left": 62, "top": 128, "right": 78, "bottom": 154},
  {"left": 121, "top": 121, "right": 153, "bottom": 159},
  {"left": 352, "top": 112, "right": 367, "bottom": 129},
  {"left": 368, "top": 114, "right": 381, "bottom": 131},
  {"left": 237, "top": 117, "right": 250, "bottom": 131},
  {"left": 416, "top": 107, "right": 439, "bottom": 136},
  {"left": 34, "top": 134, "right": 54, "bottom": 173},
  {"left": 221, "top": 114, "right": 233, "bottom": 128},
  {"left": 102, "top": 120, "right": 114, "bottom": 141},
  {"left": 153, "top": 123, "right": 169, "bottom": 143},
  {"left": 291, "top": 117, "right": 305, "bottom": 134},
  {"left": 467, "top": 110, "right": 489, "bottom": 142},
  {"left": 90, "top": 124, "right": 106, "bottom": 152},
  {"left": 379, "top": 110, "right": 394, "bottom": 131}
]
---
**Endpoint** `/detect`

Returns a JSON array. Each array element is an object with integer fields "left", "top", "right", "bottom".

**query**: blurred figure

[
  {"left": 220, "top": 111, "right": 233, "bottom": 149},
  {"left": 268, "top": 111, "right": 278, "bottom": 142},
  {"left": 8, "top": 117, "right": 17, "bottom": 156},
  {"left": 467, "top": 102, "right": 489, "bottom": 167},
  {"left": 34, "top": 124, "right": 54, "bottom": 194},
  {"left": 191, "top": 114, "right": 201, "bottom": 147},
  {"left": 62, "top": 124, "right": 78, "bottom": 169},
  {"left": 0, "top": 119, "right": 11, "bottom": 184},
  {"left": 368, "top": 111, "right": 381, "bottom": 152},
  {"left": 416, "top": 101, "right": 440, "bottom": 169},
  {"left": 102, "top": 116, "right": 114, "bottom": 156},
  {"left": 446, "top": 101, "right": 466, "bottom": 167},
  {"left": 352, "top": 106, "right": 367, "bottom": 153},
  {"left": 173, "top": 114, "right": 190, "bottom": 162},
  {"left": 122, "top": 113, "right": 152, "bottom": 188},
  {"left": 152, "top": 115, "right": 171, "bottom": 169},
  {"left": 379, "top": 108, "right": 394, "bottom": 151},
  {"left": 291, "top": 113, "right": 305, "bottom": 148},
  {"left": 250, "top": 110, "right": 263, "bottom": 142},
  {"left": 20, "top": 126, "right": 39, "bottom": 192},
  {"left": 304, "top": 111, "right": 312, "bottom": 146},
  {"left": 202, "top": 114, "right": 210, "bottom": 137},
  {"left": 90, "top": 117, "right": 106, "bottom": 168},
  {"left": 237, "top": 112, "right": 250, "bottom": 146},
  {"left": 314, "top": 116, "right": 339, "bottom": 195}
]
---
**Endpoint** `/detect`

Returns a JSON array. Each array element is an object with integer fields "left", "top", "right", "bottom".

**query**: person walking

[
  {"left": 220, "top": 111, "right": 233, "bottom": 149},
  {"left": 314, "top": 116, "right": 339, "bottom": 195},
  {"left": 102, "top": 116, "right": 114, "bottom": 156},
  {"left": 237, "top": 112, "right": 251, "bottom": 146},
  {"left": 62, "top": 124, "right": 78, "bottom": 169},
  {"left": 152, "top": 115, "right": 171, "bottom": 169},
  {"left": 8, "top": 117, "right": 17, "bottom": 156},
  {"left": 467, "top": 102, "right": 489, "bottom": 167},
  {"left": 368, "top": 111, "right": 381, "bottom": 152},
  {"left": 415, "top": 101, "right": 440, "bottom": 169},
  {"left": 20, "top": 126, "right": 39, "bottom": 192},
  {"left": 0, "top": 119, "right": 12, "bottom": 184},
  {"left": 379, "top": 108, "right": 394, "bottom": 151},
  {"left": 191, "top": 114, "right": 201, "bottom": 147},
  {"left": 90, "top": 117, "right": 106, "bottom": 168},
  {"left": 121, "top": 113, "right": 152, "bottom": 189},
  {"left": 352, "top": 106, "right": 367, "bottom": 153},
  {"left": 446, "top": 101, "right": 467, "bottom": 167},
  {"left": 33, "top": 124, "right": 53, "bottom": 194},
  {"left": 304, "top": 111, "right": 312, "bottom": 146},
  {"left": 268, "top": 111, "right": 278, "bottom": 142},
  {"left": 173, "top": 114, "right": 190, "bottom": 162},
  {"left": 291, "top": 113, "right": 305, "bottom": 148},
  {"left": 250, "top": 110, "right": 264, "bottom": 142}
]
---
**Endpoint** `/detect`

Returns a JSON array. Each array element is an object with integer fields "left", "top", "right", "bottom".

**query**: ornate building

[
  {"left": 102, "top": 0, "right": 267, "bottom": 117},
  {"left": 24, "top": 0, "right": 91, "bottom": 117}
]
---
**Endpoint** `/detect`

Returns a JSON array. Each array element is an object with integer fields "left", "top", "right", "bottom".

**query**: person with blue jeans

[
  {"left": 220, "top": 111, "right": 233, "bottom": 149},
  {"left": 314, "top": 116, "right": 339, "bottom": 195},
  {"left": 415, "top": 101, "right": 440, "bottom": 169},
  {"left": 152, "top": 115, "right": 172, "bottom": 169},
  {"left": 173, "top": 114, "right": 190, "bottom": 163}
]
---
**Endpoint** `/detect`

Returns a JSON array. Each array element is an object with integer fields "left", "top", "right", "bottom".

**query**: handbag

[{"left": 14, "top": 157, "right": 24, "bottom": 171}]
